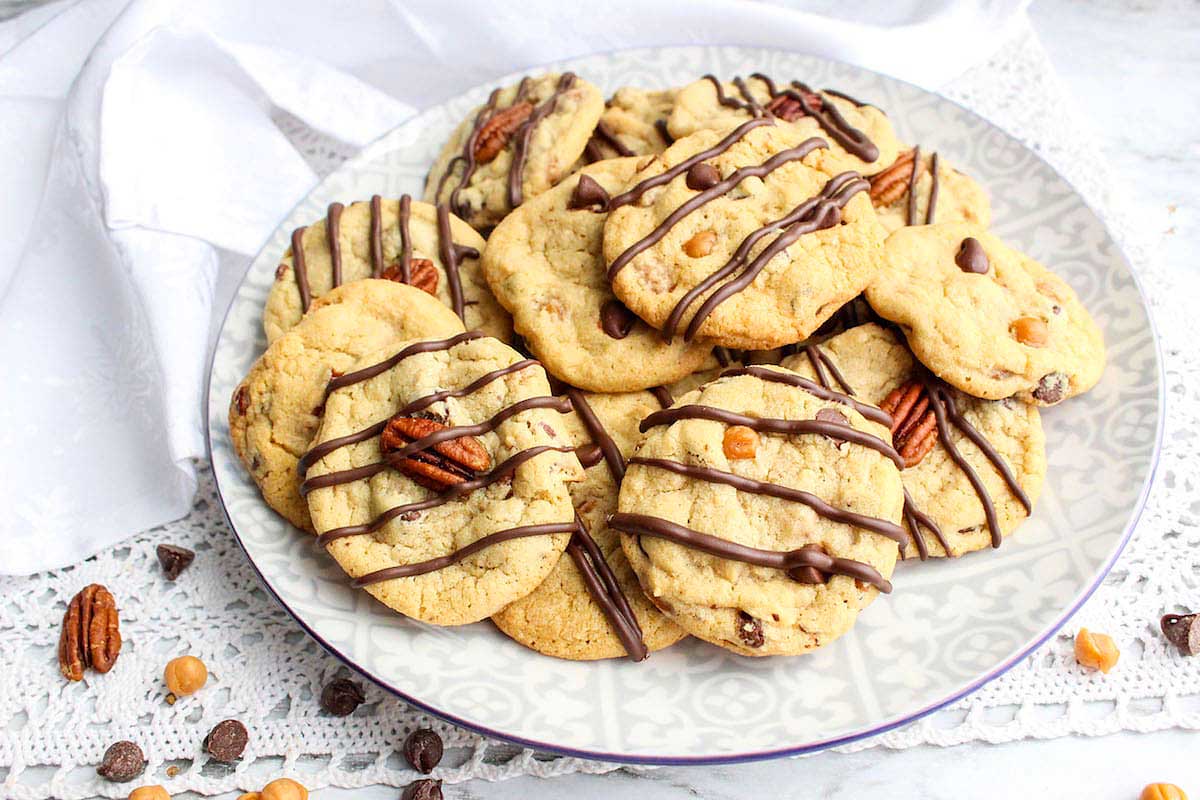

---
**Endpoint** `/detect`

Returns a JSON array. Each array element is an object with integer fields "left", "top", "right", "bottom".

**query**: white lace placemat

[{"left": 2, "top": 24, "right": 1197, "bottom": 800}]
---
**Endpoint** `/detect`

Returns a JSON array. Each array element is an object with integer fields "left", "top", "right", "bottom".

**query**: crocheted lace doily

[{"left": 2, "top": 26, "right": 1196, "bottom": 800}]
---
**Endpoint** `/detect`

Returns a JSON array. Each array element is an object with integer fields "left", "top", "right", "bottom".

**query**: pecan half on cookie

[
  {"left": 474, "top": 102, "right": 534, "bottom": 163},
  {"left": 380, "top": 416, "right": 491, "bottom": 491},
  {"left": 381, "top": 258, "right": 440, "bottom": 296},
  {"left": 881, "top": 380, "right": 938, "bottom": 467},
  {"left": 59, "top": 584, "right": 122, "bottom": 681},
  {"left": 869, "top": 148, "right": 919, "bottom": 206}
]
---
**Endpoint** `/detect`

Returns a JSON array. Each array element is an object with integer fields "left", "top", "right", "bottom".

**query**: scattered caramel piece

[
  {"left": 1142, "top": 784, "right": 1188, "bottom": 800},
  {"left": 723, "top": 425, "right": 759, "bottom": 460},
  {"left": 1012, "top": 316, "right": 1049, "bottom": 347},
  {"left": 164, "top": 655, "right": 208, "bottom": 696},
  {"left": 237, "top": 794, "right": 261, "bottom": 800},
  {"left": 262, "top": 778, "right": 308, "bottom": 800},
  {"left": 1075, "top": 628, "right": 1119, "bottom": 673},
  {"left": 128, "top": 787, "right": 169, "bottom": 800},
  {"left": 682, "top": 229, "right": 718, "bottom": 258}
]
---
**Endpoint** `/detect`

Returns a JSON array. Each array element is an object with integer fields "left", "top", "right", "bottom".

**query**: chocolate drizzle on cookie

[
  {"left": 508, "top": 73, "right": 578, "bottom": 208},
  {"left": 797, "top": 344, "right": 857, "bottom": 396},
  {"left": 654, "top": 119, "right": 674, "bottom": 146},
  {"left": 903, "top": 146, "right": 941, "bottom": 227},
  {"left": 718, "top": 365, "right": 889, "bottom": 426},
  {"left": 584, "top": 119, "right": 636, "bottom": 162}
]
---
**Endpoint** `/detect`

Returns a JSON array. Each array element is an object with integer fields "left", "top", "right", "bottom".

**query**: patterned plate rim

[{"left": 204, "top": 44, "right": 1164, "bottom": 765}]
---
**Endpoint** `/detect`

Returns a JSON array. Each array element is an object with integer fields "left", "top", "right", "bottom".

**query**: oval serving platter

[{"left": 206, "top": 45, "right": 1161, "bottom": 764}]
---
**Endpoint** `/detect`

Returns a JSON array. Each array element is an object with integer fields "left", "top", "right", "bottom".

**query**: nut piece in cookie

[
  {"left": 424, "top": 73, "right": 605, "bottom": 230},
  {"left": 582, "top": 87, "right": 680, "bottom": 162},
  {"left": 868, "top": 146, "right": 991, "bottom": 232},
  {"left": 483, "top": 157, "right": 713, "bottom": 392},
  {"left": 263, "top": 195, "right": 508, "bottom": 344},
  {"left": 864, "top": 222, "right": 1106, "bottom": 404},
  {"left": 613, "top": 367, "right": 905, "bottom": 656},
  {"left": 303, "top": 333, "right": 585, "bottom": 626},
  {"left": 667, "top": 74, "right": 900, "bottom": 174},
  {"left": 782, "top": 324, "right": 1046, "bottom": 559},
  {"left": 603, "top": 123, "right": 889, "bottom": 350}
]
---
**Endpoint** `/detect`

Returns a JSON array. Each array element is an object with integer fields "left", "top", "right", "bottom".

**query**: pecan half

[
  {"left": 59, "top": 584, "right": 121, "bottom": 681},
  {"left": 765, "top": 89, "right": 822, "bottom": 122},
  {"left": 474, "top": 102, "right": 534, "bottom": 164},
  {"left": 381, "top": 416, "right": 491, "bottom": 491},
  {"left": 382, "top": 258, "right": 439, "bottom": 296},
  {"left": 880, "top": 380, "right": 938, "bottom": 467},
  {"left": 868, "top": 148, "right": 920, "bottom": 206}
]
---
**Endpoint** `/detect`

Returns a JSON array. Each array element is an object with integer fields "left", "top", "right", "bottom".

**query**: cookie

[
  {"left": 667, "top": 74, "right": 900, "bottom": 174},
  {"left": 263, "top": 196, "right": 510, "bottom": 344},
  {"left": 612, "top": 366, "right": 906, "bottom": 656},
  {"left": 493, "top": 389, "right": 687, "bottom": 660},
  {"left": 483, "top": 158, "right": 713, "bottom": 391},
  {"left": 230, "top": 280, "right": 466, "bottom": 531},
  {"left": 424, "top": 73, "right": 604, "bottom": 230},
  {"left": 302, "top": 332, "right": 585, "bottom": 625},
  {"left": 781, "top": 324, "right": 1046, "bottom": 558},
  {"left": 864, "top": 223, "right": 1106, "bottom": 404},
  {"left": 583, "top": 87, "right": 679, "bottom": 162},
  {"left": 603, "top": 121, "right": 888, "bottom": 350},
  {"left": 868, "top": 147, "right": 991, "bottom": 232}
]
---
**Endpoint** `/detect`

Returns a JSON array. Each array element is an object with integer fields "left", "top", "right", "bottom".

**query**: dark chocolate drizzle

[
  {"left": 822, "top": 88, "right": 871, "bottom": 108},
  {"left": 566, "top": 514, "right": 649, "bottom": 661},
  {"left": 436, "top": 87, "right": 502, "bottom": 218},
  {"left": 327, "top": 202, "right": 344, "bottom": 289},
  {"left": 654, "top": 118, "right": 674, "bottom": 145},
  {"left": 732, "top": 73, "right": 878, "bottom": 161},
  {"left": 798, "top": 344, "right": 857, "bottom": 396},
  {"left": 649, "top": 385, "right": 673, "bottom": 409},
  {"left": 902, "top": 486, "right": 948, "bottom": 560},
  {"left": 291, "top": 226, "right": 312, "bottom": 312},
  {"left": 904, "top": 147, "right": 941, "bottom": 226},
  {"left": 436, "top": 204, "right": 466, "bottom": 318},
  {"left": 566, "top": 389, "right": 625, "bottom": 484},
  {"left": 397, "top": 194, "right": 414, "bottom": 281},
  {"left": 508, "top": 73, "right": 577, "bottom": 208},
  {"left": 609, "top": 513, "right": 891, "bottom": 592},
  {"left": 717, "top": 365, "right": 890, "bottom": 426},
  {"left": 925, "top": 152, "right": 940, "bottom": 224},
  {"left": 607, "top": 134, "right": 829, "bottom": 282},
  {"left": 369, "top": 195, "right": 385, "bottom": 278},
  {"left": 585, "top": 119, "right": 636, "bottom": 162},
  {"left": 639, "top": 404, "right": 903, "bottom": 468}
]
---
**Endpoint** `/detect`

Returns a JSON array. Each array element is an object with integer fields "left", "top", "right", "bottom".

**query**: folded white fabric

[{"left": 0, "top": 0, "right": 1029, "bottom": 574}]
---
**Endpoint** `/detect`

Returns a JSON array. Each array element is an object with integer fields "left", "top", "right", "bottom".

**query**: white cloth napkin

[{"left": 0, "top": 0, "right": 1029, "bottom": 575}]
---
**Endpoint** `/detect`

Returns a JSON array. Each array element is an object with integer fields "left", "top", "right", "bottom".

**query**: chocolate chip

[
  {"left": 320, "top": 678, "right": 365, "bottom": 717},
  {"left": 403, "top": 728, "right": 444, "bottom": 774},
  {"left": 567, "top": 174, "right": 610, "bottom": 211},
  {"left": 402, "top": 779, "right": 443, "bottom": 800},
  {"left": 685, "top": 162, "right": 721, "bottom": 191},
  {"left": 400, "top": 510, "right": 422, "bottom": 522},
  {"left": 204, "top": 719, "right": 248, "bottom": 762},
  {"left": 736, "top": 611, "right": 764, "bottom": 648},
  {"left": 600, "top": 298, "right": 637, "bottom": 339},
  {"left": 815, "top": 408, "right": 848, "bottom": 425},
  {"left": 275, "top": 263, "right": 288, "bottom": 279},
  {"left": 156, "top": 544, "right": 195, "bottom": 581},
  {"left": 954, "top": 237, "right": 989, "bottom": 273},
  {"left": 1031, "top": 372, "right": 1067, "bottom": 404},
  {"left": 1161, "top": 613, "right": 1200, "bottom": 656},
  {"left": 96, "top": 740, "right": 145, "bottom": 783}
]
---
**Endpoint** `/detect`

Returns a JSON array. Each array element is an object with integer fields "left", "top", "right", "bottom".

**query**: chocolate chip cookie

[{"left": 868, "top": 147, "right": 991, "bottom": 232}]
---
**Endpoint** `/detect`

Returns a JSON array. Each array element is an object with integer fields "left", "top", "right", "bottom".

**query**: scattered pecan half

[
  {"left": 765, "top": 88, "right": 822, "bottom": 122},
  {"left": 381, "top": 416, "right": 491, "bottom": 491},
  {"left": 474, "top": 102, "right": 534, "bottom": 164},
  {"left": 880, "top": 380, "right": 938, "bottom": 468},
  {"left": 382, "top": 258, "right": 439, "bottom": 296},
  {"left": 59, "top": 584, "right": 121, "bottom": 681},
  {"left": 868, "top": 148, "right": 920, "bottom": 206}
]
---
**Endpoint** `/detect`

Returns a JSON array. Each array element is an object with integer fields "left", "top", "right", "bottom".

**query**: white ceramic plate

[{"left": 206, "top": 46, "right": 1162, "bottom": 764}]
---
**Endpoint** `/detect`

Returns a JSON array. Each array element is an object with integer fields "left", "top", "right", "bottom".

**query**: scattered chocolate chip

[
  {"left": 1161, "top": 613, "right": 1200, "bottom": 656},
  {"left": 685, "top": 162, "right": 721, "bottom": 191},
  {"left": 1031, "top": 372, "right": 1067, "bottom": 404},
  {"left": 234, "top": 386, "right": 249, "bottom": 415},
  {"left": 567, "top": 174, "right": 610, "bottom": 211},
  {"left": 156, "top": 544, "right": 195, "bottom": 581},
  {"left": 403, "top": 728, "right": 444, "bottom": 774},
  {"left": 402, "top": 779, "right": 443, "bottom": 800},
  {"left": 96, "top": 740, "right": 145, "bottom": 783},
  {"left": 600, "top": 298, "right": 637, "bottom": 339},
  {"left": 204, "top": 719, "right": 248, "bottom": 762},
  {"left": 954, "top": 237, "right": 989, "bottom": 273},
  {"left": 320, "top": 678, "right": 365, "bottom": 717},
  {"left": 736, "top": 611, "right": 765, "bottom": 648},
  {"left": 400, "top": 510, "right": 422, "bottom": 522}
]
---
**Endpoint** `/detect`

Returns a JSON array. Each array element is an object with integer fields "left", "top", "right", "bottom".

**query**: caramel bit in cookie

[
  {"left": 97, "top": 740, "right": 145, "bottom": 783},
  {"left": 1161, "top": 613, "right": 1200, "bottom": 656},
  {"left": 261, "top": 778, "right": 308, "bottom": 800},
  {"left": 736, "top": 611, "right": 765, "bottom": 648},
  {"left": 1142, "top": 784, "right": 1188, "bottom": 800},
  {"left": 600, "top": 298, "right": 637, "bottom": 339},
  {"left": 868, "top": 148, "right": 918, "bottom": 206},
  {"left": 59, "top": 583, "right": 122, "bottom": 681},
  {"left": 722, "top": 425, "right": 759, "bottom": 460},
  {"left": 164, "top": 655, "right": 208, "bottom": 696},
  {"left": 474, "top": 101, "right": 534, "bottom": 163},
  {"left": 128, "top": 786, "right": 170, "bottom": 800},
  {"left": 381, "top": 415, "right": 492, "bottom": 491},
  {"left": 1074, "top": 628, "right": 1119, "bottom": 673},
  {"left": 1012, "top": 316, "right": 1049, "bottom": 347},
  {"left": 234, "top": 385, "right": 249, "bottom": 415},
  {"left": 685, "top": 162, "right": 721, "bottom": 191},
  {"left": 955, "top": 237, "right": 989, "bottom": 274},
  {"left": 683, "top": 229, "right": 718, "bottom": 258},
  {"left": 403, "top": 728, "right": 444, "bottom": 774},
  {"left": 880, "top": 381, "right": 938, "bottom": 468},
  {"left": 567, "top": 174, "right": 610, "bottom": 211}
]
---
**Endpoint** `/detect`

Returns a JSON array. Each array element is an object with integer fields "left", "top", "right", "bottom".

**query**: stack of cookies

[{"left": 229, "top": 71, "right": 1105, "bottom": 661}]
